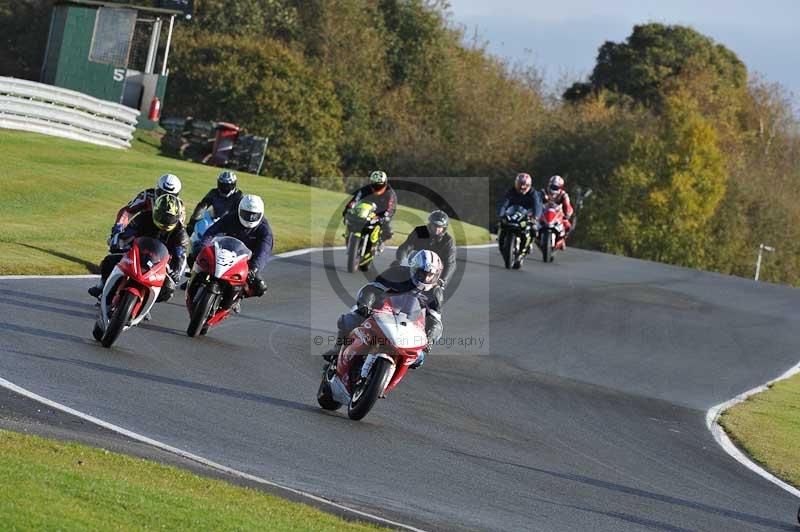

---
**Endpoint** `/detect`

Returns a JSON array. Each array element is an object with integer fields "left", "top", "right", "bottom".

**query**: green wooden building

[{"left": 40, "top": 0, "right": 189, "bottom": 128}]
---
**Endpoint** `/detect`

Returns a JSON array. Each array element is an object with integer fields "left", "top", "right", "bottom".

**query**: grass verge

[
  {"left": 718, "top": 372, "right": 800, "bottom": 488},
  {"left": 0, "top": 129, "right": 489, "bottom": 274},
  {"left": 0, "top": 429, "right": 383, "bottom": 531}
]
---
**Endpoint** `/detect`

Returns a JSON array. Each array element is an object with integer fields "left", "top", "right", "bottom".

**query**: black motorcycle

[
  {"left": 499, "top": 205, "right": 534, "bottom": 270},
  {"left": 344, "top": 201, "right": 384, "bottom": 272}
]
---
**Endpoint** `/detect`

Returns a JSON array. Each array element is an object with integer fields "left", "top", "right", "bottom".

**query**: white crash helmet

[
  {"left": 409, "top": 249, "right": 443, "bottom": 292},
  {"left": 548, "top": 175, "right": 565, "bottom": 196},
  {"left": 156, "top": 173, "right": 182, "bottom": 197},
  {"left": 238, "top": 194, "right": 264, "bottom": 229}
]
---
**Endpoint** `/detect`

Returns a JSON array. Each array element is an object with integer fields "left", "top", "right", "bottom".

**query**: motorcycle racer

[
  {"left": 343, "top": 170, "right": 397, "bottom": 246},
  {"left": 498, "top": 173, "right": 542, "bottom": 249},
  {"left": 89, "top": 194, "right": 189, "bottom": 302},
  {"left": 323, "top": 249, "right": 444, "bottom": 369},
  {"left": 110, "top": 174, "right": 184, "bottom": 240},
  {"left": 543, "top": 175, "right": 574, "bottom": 235},
  {"left": 395, "top": 210, "right": 456, "bottom": 290},
  {"left": 199, "top": 194, "right": 272, "bottom": 298},
  {"left": 186, "top": 171, "right": 243, "bottom": 236}
]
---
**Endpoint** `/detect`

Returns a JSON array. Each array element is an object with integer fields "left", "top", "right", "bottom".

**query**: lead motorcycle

[
  {"left": 499, "top": 205, "right": 534, "bottom": 270},
  {"left": 344, "top": 201, "right": 384, "bottom": 273},
  {"left": 185, "top": 236, "right": 251, "bottom": 337},
  {"left": 317, "top": 293, "right": 426, "bottom": 420},
  {"left": 92, "top": 237, "right": 170, "bottom": 348}
]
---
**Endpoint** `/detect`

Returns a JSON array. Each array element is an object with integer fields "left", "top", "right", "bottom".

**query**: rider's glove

[
  {"left": 111, "top": 223, "right": 124, "bottom": 235},
  {"left": 410, "top": 350, "right": 425, "bottom": 369}
]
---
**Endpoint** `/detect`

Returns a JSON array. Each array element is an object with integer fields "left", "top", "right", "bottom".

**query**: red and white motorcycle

[
  {"left": 185, "top": 236, "right": 251, "bottom": 337},
  {"left": 317, "top": 293, "right": 426, "bottom": 420},
  {"left": 535, "top": 201, "right": 568, "bottom": 263},
  {"left": 92, "top": 237, "right": 170, "bottom": 348}
]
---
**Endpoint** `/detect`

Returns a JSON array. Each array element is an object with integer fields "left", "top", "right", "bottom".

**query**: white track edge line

[
  {"left": 705, "top": 362, "right": 800, "bottom": 499},
  {"left": 0, "top": 376, "right": 426, "bottom": 531}
]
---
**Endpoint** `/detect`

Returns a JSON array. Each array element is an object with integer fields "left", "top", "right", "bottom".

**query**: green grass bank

[
  {"left": 0, "top": 429, "right": 383, "bottom": 531},
  {"left": 0, "top": 129, "right": 489, "bottom": 275},
  {"left": 719, "top": 372, "right": 800, "bottom": 489}
]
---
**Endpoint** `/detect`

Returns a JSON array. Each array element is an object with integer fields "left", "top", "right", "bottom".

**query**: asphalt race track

[{"left": 1, "top": 247, "right": 799, "bottom": 531}]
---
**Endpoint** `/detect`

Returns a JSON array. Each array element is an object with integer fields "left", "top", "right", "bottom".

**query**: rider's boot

[
  {"left": 88, "top": 279, "right": 103, "bottom": 299},
  {"left": 322, "top": 330, "right": 348, "bottom": 362}
]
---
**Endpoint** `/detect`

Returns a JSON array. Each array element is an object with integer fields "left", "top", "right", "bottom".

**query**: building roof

[{"left": 57, "top": 0, "right": 184, "bottom": 16}]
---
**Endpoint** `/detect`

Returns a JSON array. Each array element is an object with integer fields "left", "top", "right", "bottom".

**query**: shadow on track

[
  {"left": 3, "top": 349, "right": 319, "bottom": 415},
  {"left": 0, "top": 288, "right": 96, "bottom": 311},
  {"left": 449, "top": 450, "right": 796, "bottom": 531},
  {"left": 0, "top": 322, "right": 92, "bottom": 346},
  {"left": 528, "top": 497, "right": 696, "bottom": 532},
  {"left": 0, "top": 296, "right": 97, "bottom": 320}
]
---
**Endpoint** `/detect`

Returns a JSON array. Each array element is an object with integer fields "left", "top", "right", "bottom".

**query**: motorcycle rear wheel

[
  {"left": 101, "top": 291, "right": 136, "bottom": 348},
  {"left": 348, "top": 357, "right": 391, "bottom": 420},
  {"left": 317, "top": 369, "right": 342, "bottom": 411},
  {"left": 187, "top": 287, "right": 217, "bottom": 337},
  {"left": 92, "top": 321, "right": 104, "bottom": 342}
]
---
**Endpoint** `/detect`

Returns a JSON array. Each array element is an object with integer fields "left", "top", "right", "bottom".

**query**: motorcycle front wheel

[
  {"left": 101, "top": 291, "right": 137, "bottom": 348},
  {"left": 542, "top": 232, "right": 553, "bottom": 263},
  {"left": 348, "top": 357, "right": 392, "bottom": 420},
  {"left": 187, "top": 287, "right": 217, "bottom": 337},
  {"left": 501, "top": 231, "right": 514, "bottom": 269}
]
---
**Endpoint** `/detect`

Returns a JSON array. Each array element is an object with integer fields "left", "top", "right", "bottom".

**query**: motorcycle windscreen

[
  {"left": 380, "top": 293, "right": 424, "bottom": 321},
  {"left": 353, "top": 201, "right": 376, "bottom": 219},
  {"left": 134, "top": 237, "right": 169, "bottom": 272},
  {"left": 210, "top": 236, "right": 252, "bottom": 259}
]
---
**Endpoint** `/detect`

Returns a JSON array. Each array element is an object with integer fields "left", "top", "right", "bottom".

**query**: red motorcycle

[
  {"left": 317, "top": 294, "right": 426, "bottom": 420},
  {"left": 535, "top": 201, "right": 568, "bottom": 263},
  {"left": 92, "top": 237, "right": 170, "bottom": 348},
  {"left": 185, "top": 236, "right": 251, "bottom": 337}
]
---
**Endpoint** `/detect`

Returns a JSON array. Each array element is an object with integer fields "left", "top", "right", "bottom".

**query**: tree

[
  {"left": 0, "top": 1, "right": 56, "bottom": 80},
  {"left": 189, "top": 0, "right": 298, "bottom": 41},
  {"left": 564, "top": 24, "right": 747, "bottom": 108},
  {"left": 167, "top": 32, "right": 343, "bottom": 186},
  {"left": 584, "top": 94, "right": 726, "bottom": 267}
]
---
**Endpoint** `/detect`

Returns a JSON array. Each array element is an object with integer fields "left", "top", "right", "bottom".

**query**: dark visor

[
  {"left": 415, "top": 270, "right": 436, "bottom": 284},
  {"left": 241, "top": 210, "right": 261, "bottom": 222}
]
